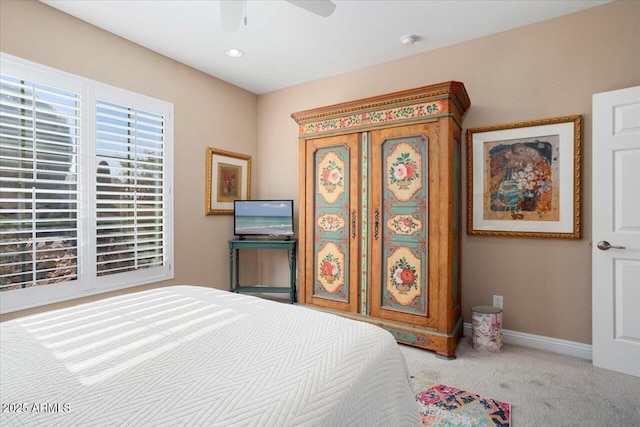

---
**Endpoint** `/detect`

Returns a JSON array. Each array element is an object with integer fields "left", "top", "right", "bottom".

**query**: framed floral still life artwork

[
  {"left": 466, "top": 115, "right": 582, "bottom": 238},
  {"left": 205, "top": 148, "right": 251, "bottom": 215}
]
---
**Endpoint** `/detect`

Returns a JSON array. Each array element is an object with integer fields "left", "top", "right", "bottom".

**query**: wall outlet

[{"left": 493, "top": 295, "right": 503, "bottom": 309}]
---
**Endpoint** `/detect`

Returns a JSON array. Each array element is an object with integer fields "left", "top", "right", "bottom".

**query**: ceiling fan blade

[
  {"left": 286, "top": 0, "right": 336, "bottom": 18},
  {"left": 220, "top": 0, "right": 245, "bottom": 31}
]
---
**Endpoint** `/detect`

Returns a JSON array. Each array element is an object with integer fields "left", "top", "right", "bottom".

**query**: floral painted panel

[
  {"left": 317, "top": 214, "right": 346, "bottom": 232},
  {"left": 385, "top": 247, "right": 422, "bottom": 306},
  {"left": 380, "top": 135, "right": 428, "bottom": 314},
  {"left": 387, "top": 143, "right": 423, "bottom": 202},
  {"left": 317, "top": 151, "right": 346, "bottom": 204},
  {"left": 359, "top": 133, "right": 369, "bottom": 314},
  {"left": 301, "top": 100, "right": 445, "bottom": 136},
  {"left": 316, "top": 242, "right": 345, "bottom": 295},
  {"left": 313, "top": 145, "right": 350, "bottom": 302},
  {"left": 386, "top": 214, "right": 423, "bottom": 236}
]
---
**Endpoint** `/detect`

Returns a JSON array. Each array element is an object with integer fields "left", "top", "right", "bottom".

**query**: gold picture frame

[
  {"left": 466, "top": 115, "right": 582, "bottom": 238},
  {"left": 205, "top": 148, "right": 251, "bottom": 215}
]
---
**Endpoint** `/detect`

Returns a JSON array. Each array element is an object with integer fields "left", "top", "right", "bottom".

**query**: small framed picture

[
  {"left": 205, "top": 148, "right": 251, "bottom": 215},
  {"left": 466, "top": 115, "right": 582, "bottom": 238}
]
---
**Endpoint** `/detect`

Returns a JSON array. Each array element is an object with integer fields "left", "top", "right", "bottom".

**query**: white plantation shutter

[
  {"left": 0, "top": 75, "right": 81, "bottom": 291},
  {"left": 95, "top": 100, "right": 166, "bottom": 276},
  {"left": 0, "top": 53, "right": 173, "bottom": 313}
]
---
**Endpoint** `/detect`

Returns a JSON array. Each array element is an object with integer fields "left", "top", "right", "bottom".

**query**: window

[
  {"left": 0, "top": 53, "right": 173, "bottom": 313},
  {"left": 0, "top": 75, "right": 80, "bottom": 290},
  {"left": 95, "top": 100, "right": 166, "bottom": 278}
]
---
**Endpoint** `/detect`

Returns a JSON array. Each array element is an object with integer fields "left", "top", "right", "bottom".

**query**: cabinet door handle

[
  {"left": 374, "top": 209, "right": 380, "bottom": 240},
  {"left": 351, "top": 210, "right": 357, "bottom": 239}
]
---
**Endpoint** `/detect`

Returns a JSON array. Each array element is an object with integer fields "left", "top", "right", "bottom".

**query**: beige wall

[
  {"left": 0, "top": 0, "right": 258, "bottom": 320},
  {"left": 2, "top": 1, "right": 639, "bottom": 344},
  {"left": 256, "top": 0, "right": 640, "bottom": 344}
]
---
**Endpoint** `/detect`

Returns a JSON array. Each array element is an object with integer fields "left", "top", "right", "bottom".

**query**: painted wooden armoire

[{"left": 291, "top": 82, "right": 470, "bottom": 358}]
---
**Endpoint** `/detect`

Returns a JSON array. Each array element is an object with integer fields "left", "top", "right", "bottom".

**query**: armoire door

[
  {"left": 369, "top": 123, "right": 440, "bottom": 327},
  {"left": 303, "top": 133, "right": 360, "bottom": 312}
]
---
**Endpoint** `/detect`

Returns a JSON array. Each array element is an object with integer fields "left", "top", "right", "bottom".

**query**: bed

[{"left": 0, "top": 285, "right": 421, "bottom": 426}]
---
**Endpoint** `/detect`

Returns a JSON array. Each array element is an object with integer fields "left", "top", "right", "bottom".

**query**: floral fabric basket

[{"left": 471, "top": 305, "right": 503, "bottom": 352}]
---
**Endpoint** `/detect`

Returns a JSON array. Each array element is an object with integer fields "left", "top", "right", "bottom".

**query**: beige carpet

[{"left": 401, "top": 336, "right": 640, "bottom": 426}]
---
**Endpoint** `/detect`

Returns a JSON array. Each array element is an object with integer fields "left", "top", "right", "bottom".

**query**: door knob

[{"left": 596, "top": 241, "right": 626, "bottom": 250}]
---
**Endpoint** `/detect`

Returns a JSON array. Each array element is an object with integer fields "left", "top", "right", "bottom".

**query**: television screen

[{"left": 234, "top": 200, "right": 294, "bottom": 238}]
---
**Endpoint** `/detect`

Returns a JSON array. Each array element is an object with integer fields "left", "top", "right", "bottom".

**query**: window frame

[{"left": 0, "top": 52, "right": 174, "bottom": 313}]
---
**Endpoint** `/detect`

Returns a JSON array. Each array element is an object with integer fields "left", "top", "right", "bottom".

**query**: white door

[{"left": 592, "top": 85, "right": 640, "bottom": 377}]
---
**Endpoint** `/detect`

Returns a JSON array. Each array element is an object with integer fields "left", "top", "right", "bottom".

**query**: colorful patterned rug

[{"left": 411, "top": 376, "right": 511, "bottom": 426}]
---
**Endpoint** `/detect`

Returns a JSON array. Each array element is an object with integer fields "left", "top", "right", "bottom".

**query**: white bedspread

[{"left": 0, "top": 285, "right": 421, "bottom": 426}]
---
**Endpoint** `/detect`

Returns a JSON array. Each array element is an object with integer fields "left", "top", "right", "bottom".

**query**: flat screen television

[{"left": 234, "top": 200, "right": 294, "bottom": 239}]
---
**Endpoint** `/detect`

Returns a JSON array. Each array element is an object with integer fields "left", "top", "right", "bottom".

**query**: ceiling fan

[{"left": 220, "top": 0, "right": 336, "bottom": 31}]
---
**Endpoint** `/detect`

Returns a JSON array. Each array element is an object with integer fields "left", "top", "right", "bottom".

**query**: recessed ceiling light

[
  {"left": 226, "top": 48, "right": 244, "bottom": 58},
  {"left": 400, "top": 35, "right": 418, "bottom": 46}
]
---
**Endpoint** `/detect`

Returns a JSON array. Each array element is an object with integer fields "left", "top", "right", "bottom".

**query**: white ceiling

[{"left": 40, "top": 0, "right": 611, "bottom": 95}]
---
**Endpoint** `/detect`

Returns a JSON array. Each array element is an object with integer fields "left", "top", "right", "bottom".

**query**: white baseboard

[{"left": 463, "top": 322, "right": 592, "bottom": 360}]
